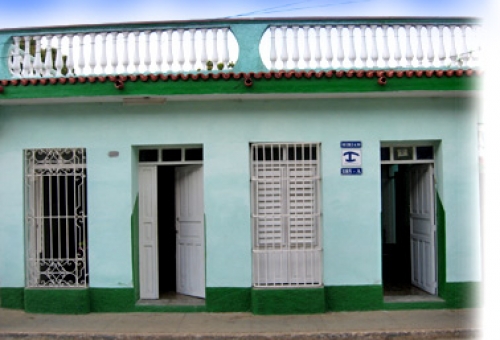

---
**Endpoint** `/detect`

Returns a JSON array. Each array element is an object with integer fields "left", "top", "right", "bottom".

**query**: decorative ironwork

[{"left": 25, "top": 148, "right": 88, "bottom": 288}]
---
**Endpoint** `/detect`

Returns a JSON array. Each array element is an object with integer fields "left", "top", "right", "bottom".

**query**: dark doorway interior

[
  {"left": 157, "top": 166, "right": 177, "bottom": 294},
  {"left": 381, "top": 164, "right": 413, "bottom": 295}
]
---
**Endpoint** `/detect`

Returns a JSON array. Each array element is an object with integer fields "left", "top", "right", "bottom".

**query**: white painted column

[
  {"left": 66, "top": 34, "right": 75, "bottom": 76},
  {"left": 370, "top": 25, "right": 379, "bottom": 68},
  {"left": 314, "top": 26, "right": 322, "bottom": 68},
  {"left": 269, "top": 26, "right": 277, "bottom": 70},
  {"left": 122, "top": 32, "right": 130, "bottom": 74},
  {"left": 426, "top": 25, "right": 435, "bottom": 67},
  {"left": 280, "top": 25, "right": 289, "bottom": 69},
  {"left": 303, "top": 25, "right": 311, "bottom": 69},
  {"left": 44, "top": 35, "right": 54, "bottom": 77},
  {"left": 359, "top": 25, "right": 368, "bottom": 68},
  {"left": 33, "top": 36, "right": 43, "bottom": 76},
  {"left": 11, "top": 36, "right": 21, "bottom": 77},
  {"left": 77, "top": 33, "right": 86, "bottom": 74},
  {"left": 404, "top": 25, "right": 414, "bottom": 67},
  {"left": 22, "top": 36, "right": 33, "bottom": 77},
  {"left": 325, "top": 25, "right": 333, "bottom": 68},
  {"left": 336, "top": 25, "right": 345, "bottom": 68},
  {"left": 382, "top": 25, "right": 390, "bottom": 68}
]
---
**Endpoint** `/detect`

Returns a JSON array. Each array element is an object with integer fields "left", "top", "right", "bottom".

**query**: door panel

[
  {"left": 138, "top": 166, "right": 159, "bottom": 299},
  {"left": 176, "top": 165, "right": 205, "bottom": 298},
  {"left": 409, "top": 164, "right": 437, "bottom": 294}
]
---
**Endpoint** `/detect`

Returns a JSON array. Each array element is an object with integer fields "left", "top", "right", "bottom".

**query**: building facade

[{"left": 0, "top": 17, "right": 482, "bottom": 314}]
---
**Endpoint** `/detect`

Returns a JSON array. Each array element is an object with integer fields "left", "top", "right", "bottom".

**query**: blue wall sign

[
  {"left": 341, "top": 168, "right": 363, "bottom": 175},
  {"left": 341, "top": 141, "right": 362, "bottom": 175},
  {"left": 340, "top": 141, "right": 362, "bottom": 148}
]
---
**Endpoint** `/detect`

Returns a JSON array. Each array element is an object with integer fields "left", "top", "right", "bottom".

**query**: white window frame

[
  {"left": 25, "top": 148, "right": 88, "bottom": 288},
  {"left": 250, "top": 143, "right": 322, "bottom": 287}
]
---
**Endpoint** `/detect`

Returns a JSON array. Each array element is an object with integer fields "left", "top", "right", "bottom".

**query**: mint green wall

[{"left": 0, "top": 97, "right": 481, "bottom": 289}]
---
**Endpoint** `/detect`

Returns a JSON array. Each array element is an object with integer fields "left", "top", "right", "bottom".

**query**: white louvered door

[{"left": 251, "top": 143, "right": 321, "bottom": 287}]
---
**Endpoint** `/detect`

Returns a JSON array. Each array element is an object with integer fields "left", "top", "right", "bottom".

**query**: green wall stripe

[
  {"left": 131, "top": 195, "right": 140, "bottom": 301},
  {"left": 206, "top": 287, "right": 251, "bottom": 312},
  {"left": 90, "top": 288, "right": 135, "bottom": 312},
  {"left": 437, "top": 193, "right": 447, "bottom": 298},
  {"left": 326, "top": 285, "right": 384, "bottom": 311},
  {"left": 0, "top": 76, "right": 477, "bottom": 100},
  {"left": 0, "top": 287, "right": 24, "bottom": 309},
  {"left": 24, "top": 289, "right": 90, "bottom": 314},
  {"left": 251, "top": 288, "right": 326, "bottom": 315}
]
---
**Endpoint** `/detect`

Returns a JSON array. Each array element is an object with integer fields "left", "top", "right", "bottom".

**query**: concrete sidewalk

[{"left": 0, "top": 308, "right": 481, "bottom": 339}]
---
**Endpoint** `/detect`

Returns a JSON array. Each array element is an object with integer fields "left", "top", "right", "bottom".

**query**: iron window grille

[
  {"left": 25, "top": 148, "right": 88, "bottom": 288},
  {"left": 250, "top": 143, "right": 322, "bottom": 287}
]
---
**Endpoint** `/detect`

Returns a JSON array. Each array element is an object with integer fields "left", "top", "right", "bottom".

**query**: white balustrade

[
  {"left": 8, "top": 26, "right": 238, "bottom": 77},
  {"left": 259, "top": 22, "right": 481, "bottom": 71},
  {"left": 7, "top": 21, "right": 480, "bottom": 79}
]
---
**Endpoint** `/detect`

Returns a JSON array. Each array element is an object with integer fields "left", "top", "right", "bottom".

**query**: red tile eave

[{"left": 0, "top": 69, "right": 481, "bottom": 87}]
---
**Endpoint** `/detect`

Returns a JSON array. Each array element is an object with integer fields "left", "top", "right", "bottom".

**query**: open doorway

[
  {"left": 381, "top": 146, "right": 439, "bottom": 302},
  {"left": 137, "top": 147, "right": 205, "bottom": 305}
]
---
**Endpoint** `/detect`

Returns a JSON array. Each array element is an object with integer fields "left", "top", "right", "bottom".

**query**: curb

[{"left": 0, "top": 328, "right": 481, "bottom": 340}]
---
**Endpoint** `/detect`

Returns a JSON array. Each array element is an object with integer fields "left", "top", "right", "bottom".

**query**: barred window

[
  {"left": 25, "top": 148, "right": 88, "bottom": 287},
  {"left": 250, "top": 143, "right": 322, "bottom": 287}
]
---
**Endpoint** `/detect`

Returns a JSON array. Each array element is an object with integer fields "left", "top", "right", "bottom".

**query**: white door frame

[
  {"left": 380, "top": 161, "right": 438, "bottom": 295},
  {"left": 138, "top": 164, "right": 205, "bottom": 300}
]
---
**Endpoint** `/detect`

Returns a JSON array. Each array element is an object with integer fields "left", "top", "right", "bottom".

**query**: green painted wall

[
  {"left": 0, "top": 288, "right": 24, "bottom": 309},
  {"left": 206, "top": 287, "right": 251, "bottom": 312},
  {"left": 326, "top": 285, "right": 383, "bottom": 311},
  {"left": 24, "top": 289, "right": 90, "bottom": 314},
  {"left": 251, "top": 288, "right": 326, "bottom": 315},
  {"left": 0, "top": 76, "right": 478, "bottom": 101}
]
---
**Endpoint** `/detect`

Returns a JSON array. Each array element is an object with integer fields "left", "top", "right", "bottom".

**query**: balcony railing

[{"left": 0, "top": 17, "right": 482, "bottom": 80}]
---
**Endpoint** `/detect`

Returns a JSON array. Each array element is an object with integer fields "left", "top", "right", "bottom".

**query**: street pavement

[{"left": 0, "top": 307, "right": 481, "bottom": 339}]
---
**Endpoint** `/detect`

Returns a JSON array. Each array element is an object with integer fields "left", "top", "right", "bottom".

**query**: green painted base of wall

[
  {"left": 251, "top": 287, "right": 325, "bottom": 315},
  {"left": 0, "top": 288, "right": 24, "bottom": 309},
  {"left": 206, "top": 287, "right": 251, "bottom": 312},
  {"left": 90, "top": 288, "right": 136, "bottom": 312},
  {"left": 326, "top": 285, "right": 384, "bottom": 311},
  {"left": 441, "top": 282, "right": 482, "bottom": 309},
  {"left": 1, "top": 283, "right": 480, "bottom": 314},
  {"left": 24, "top": 288, "right": 90, "bottom": 314}
]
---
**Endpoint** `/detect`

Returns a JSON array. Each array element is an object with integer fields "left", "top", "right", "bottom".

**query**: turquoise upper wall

[{"left": 0, "top": 96, "right": 481, "bottom": 288}]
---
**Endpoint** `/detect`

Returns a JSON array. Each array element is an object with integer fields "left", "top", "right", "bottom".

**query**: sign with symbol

[
  {"left": 342, "top": 149, "right": 362, "bottom": 166},
  {"left": 341, "top": 141, "right": 362, "bottom": 175}
]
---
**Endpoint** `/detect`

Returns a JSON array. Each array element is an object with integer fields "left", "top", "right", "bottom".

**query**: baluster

[
  {"left": 66, "top": 34, "right": 74, "bottom": 76},
  {"left": 122, "top": 32, "right": 130, "bottom": 74},
  {"left": 280, "top": 25, "right": 289, "bottom": 69},
  {"left": 381, "top": 25, "right": 390, "bottom": 67},
  {"left": 437, "top": 25, "right": 446, "bottom": 67},
  {"left": 188, "top": 29, "right": 197, "bottom": 71},
  {"left": 269, "top": 26, "right": 277, "bottom": 70},
  {"left": 404, "top": 25, "right": 414, "bottom": 67},
  {"left": 211, "top": 28, "right": 218, "bottom": 66},
  {"left": 44, "top": 35, "right": 54, "bottom": 77},
  {"left": 22, "top": 36, "right": 33, "bottom": 77},
  {"left": 77, "top": 33, "right": 86, "bottom": 74},
  {"left": 178, "top": 29, "right": 186, "bottom": 71},
  {"left": 347, "top": 25, "right": 356, "bottom": 68},
  {"left": 393, "top": 25, "right": 402, "bottom": 67},
  {"left": 221, "top": 27, "right": 230, "bottom": 68},
  {"left": 33, "top": 36, "right": 43, "bottom": 76},
  {"left": 325, "top": 25, "right": 333, "bottom": 68},
  {"left": 459, "top": 25, "right": 469, "bottom": 67},
  {"left": 472, "top": 25, "right": 480, "bottom": 63},
  {"left": 110, "top": 32, "right": 118, "bottom": 74},
  {"left": 99, "top": 32, "right": 107, "bottom": 74},
  {"left": 155, "top": 30, "right": 163, "bottom": 73},
  {"left": 370, "top": 25, "right": 379, "bottom": 68},
  {"left": 54, "top": 35, "right": 64, "bottom": 76},
  {"left": 303, "top": 25, "right": 311, "bottom": 69},
  {"left": 11, "top": 36, "right": 21, "bottom": 77},
  {"left": 133, "top": 31, "right": 140, "bottom": 73},
  {"left": 200, "top": 28, "right": 208, "bottom": 69},
  {"left": 314, "top": 26, "right": 322, "bottom": 68},
  {"left": 336, "top": 25, "right": 345, "bottom": 68},
  {"left": 89, "top": 33, "right": 97, "bottom": 74},
  {"left": 144, "top": 31, "right": 151, "bottom": 73},
  {"left": 166, "top": 29, "right": 174, "bottom": 71},
  {"left": 415, "top": 25, "right": 424, "bottom": 66},
  {"left": 292, "top": 26, "right": 300, "bottom": 68},
  {"left": 449, "top": 25, "right": 457, "bottom": 67},
  {"left": 359, "top": 25, "right": 368, "bottom": 68},
  {"left": 426, "top": 25, "right": 435, "bottom": 67}
]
